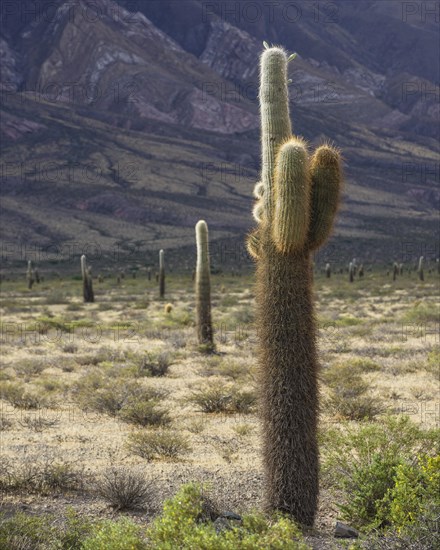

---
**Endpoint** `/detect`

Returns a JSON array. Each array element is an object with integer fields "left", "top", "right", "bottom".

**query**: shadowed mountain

[{"left": 0, "top": 0, "right": 438, "bottom": 266}]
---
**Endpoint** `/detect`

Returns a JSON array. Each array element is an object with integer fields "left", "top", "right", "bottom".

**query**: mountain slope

[{"left": 0, "top": 0, "right": 438, "bottom": 266}]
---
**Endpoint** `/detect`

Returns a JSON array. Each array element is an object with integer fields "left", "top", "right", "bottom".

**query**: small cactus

[
  {"left": 195, "top": 220, "right": 214, "bottom": 349},
  {"left": 159, "top": 249, "right": 165, "bottom": 298},
  {"left": 325, "top": 263, "right": 331, "bottom": 278},
  {"left": 164, "top": 303, "right": 173, "bottom": 314},
  {"left": 399, "top": 263, "right": 404, "bottom": 276},
  {"left": 393, "top": 262, "right": 399, "bottom": 281},
  {"left": 26, "top": 261, "right": 35, "bottom": 290},
  {"left": 34, "top": 267, "right": 40, "bottom": 284},
  {"left": 418, "top": 256, "right": 424, "bottom": 281},
  {"left": 358, "top": 264, "right": 364, "bottom": 277},
  {"left": 81, "top": 255, "right": 94, "bottom": 303},
  {"left": 147, "top": 267, "right": 152, "bottom": 281},
  {"left": 349, "top": 262, "right": 354, "bottom": 282}
]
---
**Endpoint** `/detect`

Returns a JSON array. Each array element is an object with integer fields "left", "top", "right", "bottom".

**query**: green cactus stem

[
  {"left": 325, "top": 263, "right": 331, "bottom": 278},
  {"left": 246, "top": 45, "right": 342, "bottom": 526},
  {"left": 349, "top": 261, "right": 354, "bottom": 283},
  {"left": 159, "top": 249, "right": 165, "bottom": 298},
  {"left": 418, "top": 256, "right": 424, "bottom": 281},
  {"left": 195, "top": 220, "right": 214, "bottom": 349},
  {"left": 26, "top": 260, "right": 35, "bottom": 290},
  {"left": 81, "top": 255, "right": 94, "bottom": 303}
]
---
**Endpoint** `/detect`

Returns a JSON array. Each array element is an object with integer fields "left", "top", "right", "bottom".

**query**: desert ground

[{"left": 0, "top": 264, "right": 438, "bottom": 548}]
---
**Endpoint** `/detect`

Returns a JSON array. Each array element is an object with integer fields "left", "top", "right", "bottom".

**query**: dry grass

[{"left": 0, "top": 270, "right": 438, "bottom": 542}]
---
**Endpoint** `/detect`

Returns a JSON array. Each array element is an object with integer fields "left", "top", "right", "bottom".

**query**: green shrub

[
  {"left": 146, "top": 483, "right": 310, "bottom": 549},
  {"left": 380, "top": 454, "right": 440, "bottom": 537},
  {"left": 321, "top": 416, "right": 439, "bottom": 532},
  {"left": 82, "top": 517, "right": 146, "bottom": 550}
]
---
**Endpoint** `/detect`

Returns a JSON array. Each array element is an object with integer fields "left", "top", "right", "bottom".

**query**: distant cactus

[
  {"left": 418, "top": 256, "right": 424, "bottom": 281},
  {"left": 246, "top": 46, "right": 342, "bottom": 525},
  {"left": 349, "top": 262, "right": 354, "bottom": 282},
  {"left": 81, "top": 255, "right": 94, "bottom": 302},
  {"left": 399, "top": 263, "right": 404, "bottom": 276},
  {"left": 352, "top": 258, "right": 358, "bottom": 276},
  {"left": 393, "top": 262, "right": 399, "bottom": 281},
  {"left": 34, "top": 268, "right": 40, "bottom": 284},
  {"left": 159, "top": 250, "right": 165, "bottom": 298},
  {"left": 358, "top": 264, "right": 364, "bottom": 277},
  {"left": 195, "top": 220, "right": 214, "bottom": 349},
  {"left": 325, "top": 263, "right": 331, "bottom": 278},
  {"left": 98, "top": 275, "right": 104, "bottom": 283},
  {"left": 147, "top": 267, "right": 152, "bottom": 281},
  {"left": 26, "top": 261, "right": 35, "bottom": 290},
  {"left": 437, "top": 259, "right": 439, "bottom": 274}
]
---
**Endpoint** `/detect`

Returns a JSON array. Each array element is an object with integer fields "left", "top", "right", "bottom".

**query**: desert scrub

[
  {"left": 188, "top": 381, "right": 256, "bottom": 414},
  {"left": 146, "top": 483, "right": 310, "bottom": 549},
  {"left": 13, "top": 358, "right": 47, "bottom": 378},
  {"left": 95, "top": 467, "right": 156, "bottom": 511},
  {"left": 73, "top": 375, "right": 168, "bottom": 419},
  {"left": 322, "top": 361, "right": 383, "bottom": 421},
  {"left": 127, "top": 430, "right": 191, "bottom": 461},
  {"left": 119, "top": 400, "right": 171, "bottom": 427},
  {"left": 0, "top": 381, "right": 54, "bottom": 409},
  {"left": 320, "top": 416, "right": 439, "bottom": 532},
  {"left": 134, "top": 351, "right": 173, "bottom": 377},
  {"left": 0, "top": 455, "right": 86, "bottom": 495}
]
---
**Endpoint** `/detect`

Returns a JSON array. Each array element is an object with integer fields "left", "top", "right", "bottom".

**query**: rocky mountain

[{"left": 1, "top": 0, "right": 438, "bottom": 267}]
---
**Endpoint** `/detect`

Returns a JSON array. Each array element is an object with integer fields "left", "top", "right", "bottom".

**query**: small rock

[
  {"left": 334, "top": 521, "right": 359, "bottom": 538},
  {"left": 221, "top": 511, "right": 242, "bottom": 521},
  {"left": 213, "top": 517, "right": 232, "bottom": 533}
]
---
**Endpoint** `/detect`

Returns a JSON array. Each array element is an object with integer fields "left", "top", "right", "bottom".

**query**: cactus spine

[
  {"left": 418, "top": 256, "right": 424, "bottom": 281},
  {"left": 195, "top": 220, "right": 213, "bottom": 348},
  {"left": 247, "top": 46, "right": 342, "bottom": 526},
  {"left": 159, "top": 249, "right": 165, "bottom": 298},
  {"left": 81, "top": 255, "right": 94, "bottom": 302},
  {"left": 26, "top": 260, "right": 35, "bottom": 289}
]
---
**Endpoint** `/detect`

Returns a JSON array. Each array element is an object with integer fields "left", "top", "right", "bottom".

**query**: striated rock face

[
  {"left": 0, "top": 38, "right": 21, "bottom": 90},
  {"left": 0, "top": 111, "right": 46, "bottom": 140},
  {"left": 199, "top": 20, "right": 259, "bottom": 84},
  {"left": 3, "top": 0, "right": 257, "bottom": 135}
]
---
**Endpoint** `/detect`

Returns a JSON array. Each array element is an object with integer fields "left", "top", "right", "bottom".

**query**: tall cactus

[
  {"left": 349, "top": 261, "right": 354, "bottom": 283},
  {"left": 418, "top": 256, "right": 424, "bottom": 281},
  {"left": 26, "top": 260, "right": 35, "bottom": 290},
  {"left": 81, "top": 255, "right": 94, "bottom": 303},
  {"left": 195, "top": 220, "right": 214, "bottom": 349},
  {"left": 247, "top": 45, "right": 342, "bottom": 526},
  {"left": 159, "top": 249, "right": 165, "bottom": 298}
]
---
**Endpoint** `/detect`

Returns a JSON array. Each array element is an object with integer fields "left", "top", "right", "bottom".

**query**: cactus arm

[
  {"left": 307, "top": 145, "right": 342, "bottom": 251},
  {"left": 272, "top": 139, "right": 311, "bottom": 254},
  {"left": 246, "top": 229, "right": 261, "bottom": 260},
  {"left": 260, "top": 47, "right": 292, "bottom": 223}
]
